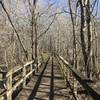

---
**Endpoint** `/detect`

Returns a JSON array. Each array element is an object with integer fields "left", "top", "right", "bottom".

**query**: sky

[
  {"left": 39, "top": 0, "right": 100, "bottom": 11},
  {"left": 38, "top": 0, "right": 100, "bottom": 17},
  {"left": 40, "top": 0, "right": 67, "bottom": 9}
]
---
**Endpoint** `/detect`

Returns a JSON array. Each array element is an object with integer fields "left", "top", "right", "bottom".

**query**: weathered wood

[
  {"left": 0, "top": 59, "right": 42, "bottom": 100},
  {"left": 16, "top": 56, "right": 71, "bottom": 100},
  {"left": 24, "top": 60, "right": 34, "bottom": 67},
  {"left": 23, "top": 65, "right": 26, "bottom": 87},
  {"left": 0, "top": 90, "right": 6, "bottom": 99},
  {"left": 6, "top": 60, "right": 34, "bottom": 77},
  {"left": 55, "top": 56, "right": 78, "bottom": 100},
  {"left": 25, "top": 69, "right": 35, "bottom": 79},
  {"left": 57, "top": 55, "right": 100, "bottom": 100},
  {"left": 6, "top": 71, "right": 12, "bottom": 100}
]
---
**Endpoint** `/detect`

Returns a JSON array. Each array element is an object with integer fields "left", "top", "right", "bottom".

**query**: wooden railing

[
  {"left": 0, "top": 60, "right": 42, "bottom": 100},
  {"left": 55, "top": 54, "right": 100, "bottom": 100}
]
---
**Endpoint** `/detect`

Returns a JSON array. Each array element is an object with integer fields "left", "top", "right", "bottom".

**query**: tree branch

[{"left": 0, "top": 1, "right": 27, "bottom": 54}]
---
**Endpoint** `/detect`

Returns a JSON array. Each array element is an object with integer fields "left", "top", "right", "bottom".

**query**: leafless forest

[{"left": 0, "top": 0, "right": 100, "bottom": 100}]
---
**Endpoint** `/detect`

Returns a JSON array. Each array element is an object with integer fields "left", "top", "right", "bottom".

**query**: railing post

[
  {"left": 6, "top": 71, "right": 12, "bottom": 100},
  {"left": 30, "top": 63, "right": 33, "bottom": 71},
  {"left": 30, "top": 63, "right": 33, "bottom": 76},
  {"left": 34, "top": 63, "right": 37, "bottom": 73},
  {"left": 23, "top": 66, "right": 26, "bottom": 87},
  {"left": 36, "top": 59, "right": 38, "bottom": 72}
]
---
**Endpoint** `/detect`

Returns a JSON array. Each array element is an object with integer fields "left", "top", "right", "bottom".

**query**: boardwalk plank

[{"left": 15, "top": 57, "right": 70, "bottom": 100}]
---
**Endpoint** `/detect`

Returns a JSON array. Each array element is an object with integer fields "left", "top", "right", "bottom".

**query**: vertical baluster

[
  {"left": 6, "top": 71, "right": 12, "bottom": 100},
  {"left": 30, "top": 63, "right": 33, "bottom": 77},
  {"left": 23, "top": 66, "right": 26, "bottom": 87}
]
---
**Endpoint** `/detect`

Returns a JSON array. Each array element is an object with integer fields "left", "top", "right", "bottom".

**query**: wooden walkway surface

[
  {"left": 1, "top": 54, "right": 100, "bottom": 100},
  {"left": 15, "top": 57, "right": 71, "bottom": 100}
]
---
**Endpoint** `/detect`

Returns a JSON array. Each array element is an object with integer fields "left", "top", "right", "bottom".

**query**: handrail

[
  {"left": 56, "top": 54, "right": 100, "bottom": 100},
  {"left": 0, "top": 60, "right": 42, "bottom": 100},
  {"left": 6, "top": 60, "right": 35, "bottom": 77}
]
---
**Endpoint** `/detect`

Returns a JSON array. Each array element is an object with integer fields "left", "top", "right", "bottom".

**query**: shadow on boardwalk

[
  {"left": 49, "top": 57, "right": 54, "bottom": 100},
  {"left": 15, "top": 57, "right": 68, "bottom": 100},
  {"left": 28, "top": 58, "right": 50, "bottom": 100}
]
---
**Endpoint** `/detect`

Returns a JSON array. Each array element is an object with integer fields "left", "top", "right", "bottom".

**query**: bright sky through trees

[{"left": 40, "top": 0, "right": 100, "bottom": 17}]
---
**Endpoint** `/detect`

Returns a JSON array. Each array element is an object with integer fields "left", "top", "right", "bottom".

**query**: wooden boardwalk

[
  {"left": 1, "top": 55, "right": 100, "bottom": 100},
  {"left": 15, "top": 57, "right": 70, "bottom": 100}
]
